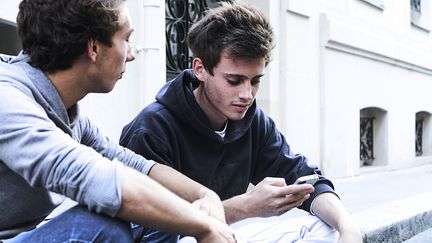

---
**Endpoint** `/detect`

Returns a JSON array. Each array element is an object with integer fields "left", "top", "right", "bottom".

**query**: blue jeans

[
  {"left": 131, "top": 224, "right": 179, "bottom": 243},
  {"left": 7, "top": 206, "right": 133, "bottom": 243}
]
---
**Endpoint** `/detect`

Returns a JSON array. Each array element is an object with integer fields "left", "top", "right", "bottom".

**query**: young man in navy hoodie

[{"left": 120, "top": 2, "right": 361, "bottom": 242}]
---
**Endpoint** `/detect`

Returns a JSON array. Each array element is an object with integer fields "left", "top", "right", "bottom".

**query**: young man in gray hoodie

[{"left": 0, "top": 0, "right": 235, "bottom": 242}]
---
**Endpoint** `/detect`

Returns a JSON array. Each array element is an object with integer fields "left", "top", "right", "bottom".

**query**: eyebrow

[{"left": 222, "top": 73, "right": 264, "bottom": 80}]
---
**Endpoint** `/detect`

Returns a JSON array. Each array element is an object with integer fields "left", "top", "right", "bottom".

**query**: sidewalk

[
  {"left": 333, "top": 164, "right": 432, "bottom": 242},
  {"left": 230, "top": 163, "right": 432, "bottom": 242},
  {"left": 51, "top": 164, "right": 432, "bottom": 242}
]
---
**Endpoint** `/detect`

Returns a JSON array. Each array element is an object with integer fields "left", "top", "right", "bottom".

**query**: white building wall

[
  {"left": 318, "top": 0, "right": 432, "bottom": 177},
  {"left": 246, "top": 0, "right": 432, "bottom": 178},
  {"left": 0, "top": 0, "right": 166, "bottom": 142},
  {"left": 80, "top": 0, "right": 166, "bottom": 142},
  {"left": 0, "top": 0, "right": 20, "bottom": 24}
]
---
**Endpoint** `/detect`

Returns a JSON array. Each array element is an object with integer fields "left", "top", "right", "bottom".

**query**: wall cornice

[{"left": 320, "top": 14, "right": 432, "bottom": 76}]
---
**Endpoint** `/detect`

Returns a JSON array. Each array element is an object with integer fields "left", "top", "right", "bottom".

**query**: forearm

[
  {"left": 148, "top": 163, "right": 218, "bottom": 203},
  {"left": 223, "top": 194, "right": 250, "bottom": 224},
  {"left": 117, "top": 166, "right": 215, "bottom": 237},
  {"left": 312, "top": 193, "right": 349, "bottom": 229},
  {"left": 312, "top": 193, "right": 362, "bottom": 241},
  {"left": 223, "top": 178, "right": 314, "bottom": 224}
]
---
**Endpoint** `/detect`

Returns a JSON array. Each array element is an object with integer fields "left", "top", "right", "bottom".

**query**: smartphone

[{"left": 294, "top": 174, "right": 319, "bottom": 185}]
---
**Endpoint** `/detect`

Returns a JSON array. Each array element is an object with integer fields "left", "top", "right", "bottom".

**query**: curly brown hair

[
  {"left": 17, "top": 0, "right": 126, "bottom": 72},
  {"left": 187, "top": 2, "right": 274, "bottom": 76}
]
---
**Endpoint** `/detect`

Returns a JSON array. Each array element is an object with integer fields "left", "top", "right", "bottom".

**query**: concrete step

[
  {"left": 352, "top": 193, "right": 432, "bottom": 242},
  {"left": 333, "top": 164, "right": 432, "bottom": 242}
]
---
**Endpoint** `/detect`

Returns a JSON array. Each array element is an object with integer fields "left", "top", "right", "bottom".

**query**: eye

[
  {"left": 125, "top": 34, "right": 132, "bottom": 43},
  {"left": 251, "top": 78, "right": 261, "bottom": 86},
  {"left": 227, "top": 79, "right": 241, "bottom": 86}
]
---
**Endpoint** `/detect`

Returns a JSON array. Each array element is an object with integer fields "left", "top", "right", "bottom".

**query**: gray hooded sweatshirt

[{"left": 0, "top": 54, "right": 155, "bottom": 238}]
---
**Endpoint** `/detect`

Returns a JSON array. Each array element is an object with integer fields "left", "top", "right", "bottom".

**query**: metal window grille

[
  {"left": 411, "top": 0, "right": 421, "bottom": 13},
  {"left": 416, "top": 118, "right": 423, "bottom": 156},
  {"left": 360, "top": 117, "right": 375, "bottom": 164},
  {"left": 165, "top": 0, "right": 231, "bottom": 81}
]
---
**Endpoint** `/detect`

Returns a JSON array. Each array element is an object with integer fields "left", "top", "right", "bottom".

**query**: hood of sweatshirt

[{"left": 155, "top": 69, "right": 256, "bottom": 144}]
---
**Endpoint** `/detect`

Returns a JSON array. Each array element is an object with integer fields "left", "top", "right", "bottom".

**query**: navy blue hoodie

[{"left": 120, "top": 70, "right": 336, "bottom": 212}]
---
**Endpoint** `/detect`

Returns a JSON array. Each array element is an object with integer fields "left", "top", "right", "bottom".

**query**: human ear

[
  {"left": 192, "top": 57, "right": 207, "bottom": 82},
  {"left": 87, "top": 38, "right": 99, "bottom": 63}
]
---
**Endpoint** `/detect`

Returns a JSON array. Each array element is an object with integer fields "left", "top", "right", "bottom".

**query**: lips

[
  {"left": 233, "top": 103, "right": 250, "bottom": 113},
  {"left": 119, "top": 71, "right": 125, "bottom": 79}
]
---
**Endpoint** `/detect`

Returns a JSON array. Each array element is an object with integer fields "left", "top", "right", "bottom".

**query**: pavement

[
  {"left": 333, "top": 164, "right": 432, "bottom": 243},
  {"left": 50, "top": 163, "right": 432, "bottom": 242},
  {"left": 404, "top": 228, "right": 432, "bottom": 242}
]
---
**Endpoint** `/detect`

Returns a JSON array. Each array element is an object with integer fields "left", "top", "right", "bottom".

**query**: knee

[
  {"left": 64, "top": 206, "right": 133, "bottom": 242},
  {"left": 11, "top": 206, "right": 133, "bottom": 243},
  {"left": 132, "top": 225, "right": 179, "bottom": 243}
]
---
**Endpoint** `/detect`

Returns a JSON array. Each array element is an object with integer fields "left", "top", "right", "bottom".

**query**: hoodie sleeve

[
  {"left": 120, "top": 113, "right": 175, "bottom": 170},
  {"left": 0, "top": 82, "right": 141, "bottom": 217},
  {"left": 251, "top": 109, "right": 338, "bottom": 213},
  {"left": 78, "top": 116, "right": 156, "bottom": 175}
]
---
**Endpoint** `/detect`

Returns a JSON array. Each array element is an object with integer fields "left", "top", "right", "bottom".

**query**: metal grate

[
  {"left": 416, "top": 118, "right": 423, "bottom": 156},
  {"left": 360, "top": 117, "right": 375, "bottom": 165},
  {"left": 165, "top": 0, "right": 231, "bottom": 81},
  {"left": 411, "top": 0, "right": 421, "bottom": 13}
]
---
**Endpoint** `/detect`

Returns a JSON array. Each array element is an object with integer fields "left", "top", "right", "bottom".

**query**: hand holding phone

[{"left": 294, "top": 174, "right": 319, "bottom": 185}]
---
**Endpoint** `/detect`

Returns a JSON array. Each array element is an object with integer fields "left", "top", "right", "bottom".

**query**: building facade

[{"left": 1, "top": 0, "right": 431, "bottom": 178}]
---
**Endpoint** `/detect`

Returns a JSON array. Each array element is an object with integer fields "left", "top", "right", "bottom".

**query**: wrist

[
  {"left": 193, "top": 216, "right": 217, "bottom": 240},
  {"left": 223, "top": 193, "right": 251, "bottom": 224},
  {"left": 198, "top": 187, "right": 220, "bottom": 201},
  {"left": 338, "top": 218, "right": 361, "bottom": 233}
]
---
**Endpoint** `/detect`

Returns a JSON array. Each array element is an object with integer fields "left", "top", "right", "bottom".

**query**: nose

[
  {"left": 126, "top": 44, "right": 135, "bottom": 62},
  {"left": 238, "top": 82, "right": 254, "bottom": 101}
]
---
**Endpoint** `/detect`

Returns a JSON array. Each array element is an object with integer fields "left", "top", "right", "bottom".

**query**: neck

[
  {"left": 46, "top": 67, "right": 87, "bottom": 109},
  {"left": 193, "top": 86, "right": 227, "bottom": 130}
]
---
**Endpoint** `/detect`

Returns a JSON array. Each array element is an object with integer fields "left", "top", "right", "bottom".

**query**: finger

[
  {"left": 269, "top": 184, "right": 313, "bottom": 198},
  {"left": 199, "top": 203, "right": 211, "bottom": 215},
  {"left": 209, "top": 209, "right": 226, "bottom": 223},
  {"left": 277, "top": 194, "right": 311, "bottom": 213},
  {"left": 278, "top": 192, "right": 310, "bottom": 205},
  {"left": 191, "top": 200, "right": 201, "bottom": 209},
  {"left": 286, "top": 190, "right": 311, "bottom": 203},
  {"left": 277, "top": 200, "right": 304, "bottom": 214},
  {"left": 261, "top": 177, "right": 287, "bottom": 187},
  {"left": 267, "top": 193, "right": 308, "bottom": 213},
  {"left": 280, "top": 184, "right": 314, "bottom": 195}
]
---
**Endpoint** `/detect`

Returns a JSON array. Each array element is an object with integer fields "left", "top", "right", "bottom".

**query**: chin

[
  {"left": 97, "top": 84, "right": 116, "bottom": 93},
  {"left": 228, "top": 114, "right": 247, "bottom": 121}
]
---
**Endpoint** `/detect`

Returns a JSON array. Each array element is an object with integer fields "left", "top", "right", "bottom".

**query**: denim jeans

[
  {"left": 7, "top": 206, "right": 133, "bottom": 243},
  {"left": 131, "top": 223, "right": 179, "bottom": 243}
]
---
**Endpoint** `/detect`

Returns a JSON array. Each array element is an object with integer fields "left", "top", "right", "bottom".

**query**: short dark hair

[
  {"left": 17, "top": 0, "right": 126, "bottom": 73},
  {"left": 187, "top": 2, "right": 274, "bottom": 75}
]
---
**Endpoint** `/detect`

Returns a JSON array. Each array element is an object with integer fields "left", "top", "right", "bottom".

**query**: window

[
  {"left": 411, "top": 0, "right": 432, "bottom": 31},
  {"left": 415, "top": 112, "right": 432, "bottom": 157},
  {"left": 416, "top": 117, "right": 423, "bottom": 156},
  {"left": 359, "top": 0, "right": 384, "bottom": 10},
  {"left": 165, "top": 0, "right": 231, "bottom": 81},
  {"left": 360, "top": 117, "right": 375, "bottom": 164},
  {"left": 360, "top": 107, "right": 388, "bottom": 167}
]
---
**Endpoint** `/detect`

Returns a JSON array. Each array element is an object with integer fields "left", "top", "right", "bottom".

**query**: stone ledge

[{"left": 352, "top": 193, "right": 432, "bottom": 243}]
